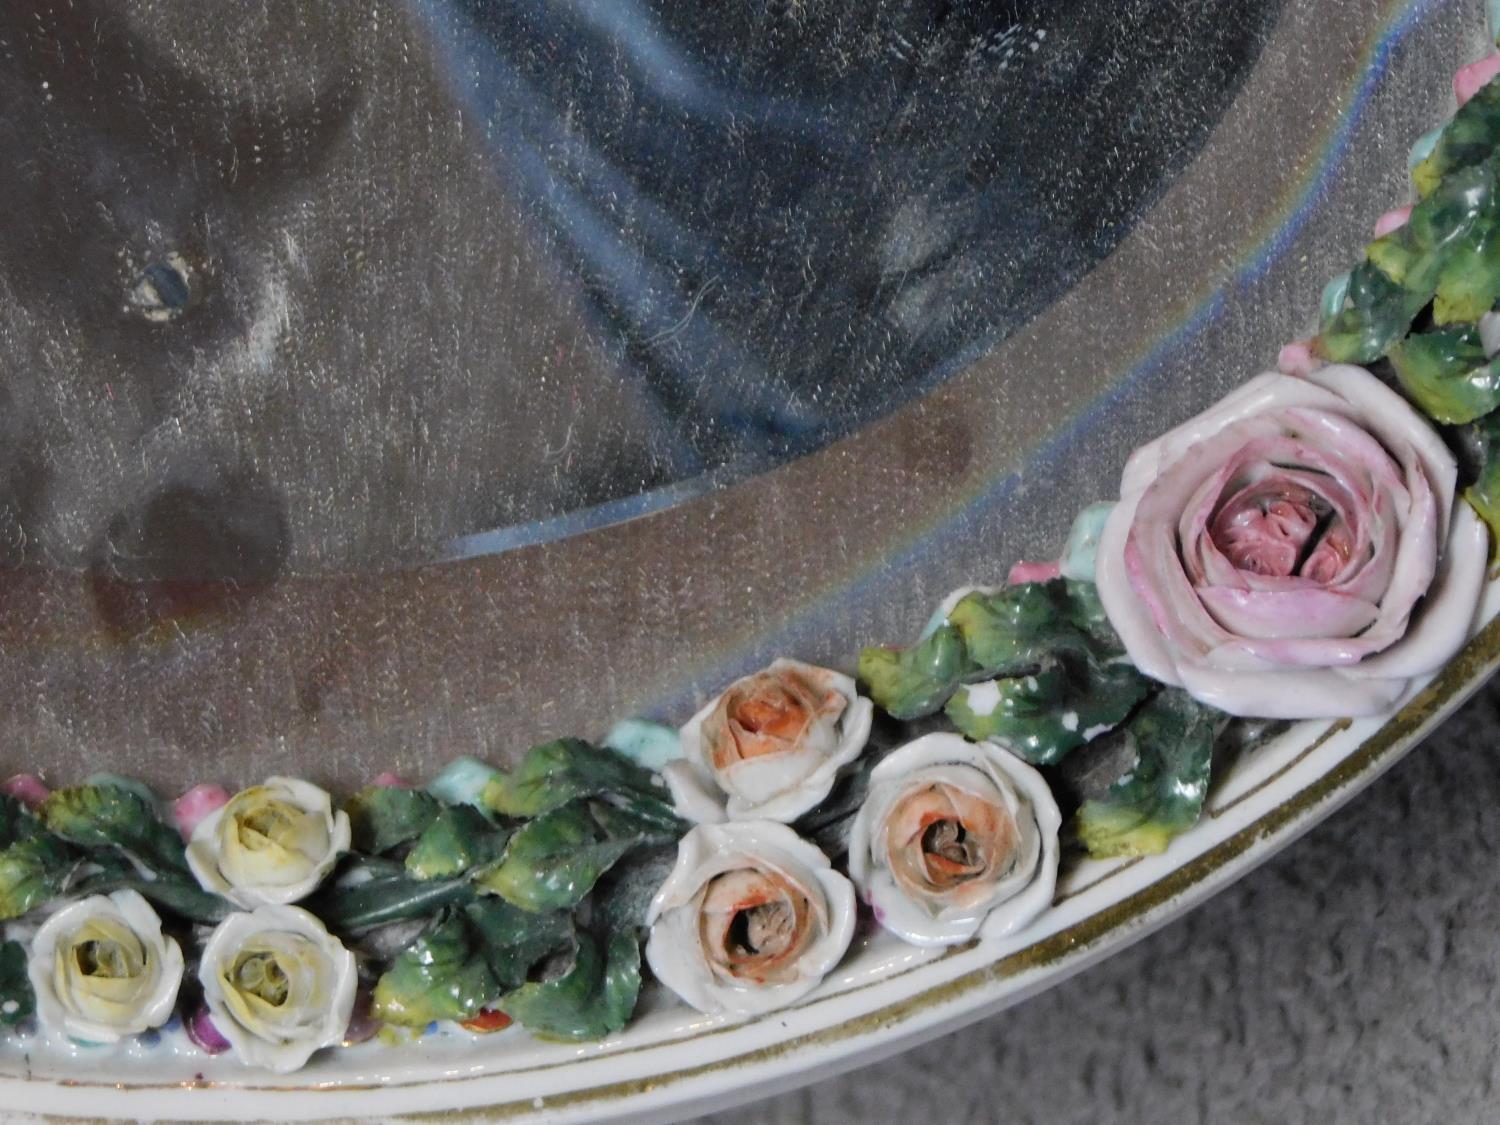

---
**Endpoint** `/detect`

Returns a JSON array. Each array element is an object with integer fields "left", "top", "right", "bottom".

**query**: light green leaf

[
  {"left": 858, "top": 624, "right": 974, "bottom": 720},
  {"left": 39, "top": 784, "right": 188, "bottom": 876},
  {"left": 404, "top": 806, "right": 509, "bottom": 880},
  {"left": 482, "top": 739, "right": 678, "bottom": 829},
  {"left": 372, "top": 909, "right": 499, "bottom": 1027},
  {"left": 0, "top": 834, "right": 77, "bottom": 919},
  {"left": 478, "top": 801, "right": 653, "bottom": 913}
]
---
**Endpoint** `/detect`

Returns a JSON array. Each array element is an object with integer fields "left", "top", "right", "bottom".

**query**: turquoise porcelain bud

[
  {"left": 1407, "top": 125, "right": 1443, "bottom": 179},
  {"left": 1059, "top": 502, "right": 1115, "bottom": 581},
  {"left": 602, "top": 718, "right": 683, "bottom": 770},
  {"left": 424, "top": 757, "right": 503, "bottom": 809}
]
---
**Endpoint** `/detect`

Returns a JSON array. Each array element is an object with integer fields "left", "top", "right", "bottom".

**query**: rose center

[
  {"left": 232, "top": 951, "right": 291, "bottom": 1007},
  {"left": 727, "top": 900, "right": 795, "bottom": 959},
  {"left": 236, "top": 798, "right": 311, "bottom": 853},
  {"left": 1210, "top": 483, "right": 1344, "bottom": 579},
  {"left": 74, "top": 937, "right": 141, "bottom": 980},
  {"left": 920, "top": 818, "right": 984, "bottom": 883},
  {"left": 732, "top": 693, "right": 808, "bottom": 755}
]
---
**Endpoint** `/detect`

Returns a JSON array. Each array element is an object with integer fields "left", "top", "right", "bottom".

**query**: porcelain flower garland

[{"left": 3, "top": 29, "right": 1500, "bottom": 1080}]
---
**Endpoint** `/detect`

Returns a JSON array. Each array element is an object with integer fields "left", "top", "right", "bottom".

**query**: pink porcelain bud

[
  {"left": 186, "top": 1006, "right": 231, "bottom": 1055},
  {"left": 1006, "top": 559, "right": 1062, "bottom": 586},
  {"left": 1373, "top": 205, "right": 1412, "bottom": 238},
  {"left": 1276, "top": 340, "right": 1323, "bottom": 377},
  {"left": 0, "top": 774, "right": 50, "bottom": 810},
  {"left": 172, "top": 784, "right": 230, "bottom": 841},
  {"left": 1455, "top": 53, "right": 1500, "bottom": 106}
]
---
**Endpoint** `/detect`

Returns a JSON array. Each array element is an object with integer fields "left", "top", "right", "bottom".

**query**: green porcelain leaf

[
  {"left": 500, "top": 928, "right": 641, "bottom": 1042},
  {"left": 404, "top": 806, "right": 509, "bottom": 881},
  {"left": 858, "top": 623, "right": 975, "bottom": 719},
  {"left": 1464, "top": 410, "right": 1500, "bottom": 546},
  {"left": 372, "top": 908, "right": 499, "bottom": 1027},
  {"left": 310, "top": 869, "right": 478, "bottom": 934},
  {"left": 478, "top": 800, "right": 657, "bottom": 913},
  {"left": 345, "top": 787, "right": 442, "bottom": 855},
  {"left": 946, "top": 656, "right": 1150, "bottom": 766},
  {"left": 1074, "top": 689, "right": 1223, "bottom": 858},
  {"left": 1388, "top": 325, "right": 1500, "bottom": 424},
  {"left": 0, "top": 834, "right": 77, "bottom": 920},
  {"left": 464, "top": 898, "right": 574, "bottom": 994},
  {"left": 0, "top": 942, "right": 33, "bottom": 1026},
  {"left": 1319, "top": 159, "right": 1500, "bottom": 363},
  {"left": 0, "top": 796, "right": 40, "bottom": 851},
  {"left": 863, "top": 579, "right": 1148, "bottom": 763},
  {"left": 372, "top": 900, "right": 575, "bottom": 1027},
  {"left": 1413, "top": 76, "right": 1500, "bottom": 197},
  {"left": 38, "top": 784, "right": 188, "bottom": 876},
  {"left": 482, "top": 739, "right": 679, "bottom": 830}
]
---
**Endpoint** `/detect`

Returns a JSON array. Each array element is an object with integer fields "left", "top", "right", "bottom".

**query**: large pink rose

[{"left": 1095, "top": 365, "right": 1488, "bottom": 718}]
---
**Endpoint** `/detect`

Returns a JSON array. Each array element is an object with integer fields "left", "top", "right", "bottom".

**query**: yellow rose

[
  {"left": 27, "top": 890, "right": 183, "bottom": 1042},
  {"left": 187, "top": 777, "right": 351, "bottom": 908},
  {"left": 199, "top": 905, "right": 356, "bottom": 1073}
]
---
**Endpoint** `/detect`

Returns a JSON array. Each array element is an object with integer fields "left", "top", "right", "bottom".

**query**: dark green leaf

[
  {"left": 39, "top": 784, "right": 188, "bottom": 876},
  {"left": 1074, "top": 689, "right": 1224, "bottom": 858},
  {"left": 462, "top": 898, "right": 573, "bottom": 993},
  {"left": 1464, "top": 411, "right": 1500, "bottom": 548},
  {"left": 1318, "top": 160, "right": 1500, "bottom": 363},
  {"left": 1413, "top": 76, "right": 1500, "bottom": 197},
  {"left": 945, "top": 656, "right": 1149, "bottom": 766},
  {"left": 71, "top": 872, "right": 232, "bottom": 925},
  {"left": 345, "top": 787, "right": 442, "bottom": 855},
  {"left": 405, "top": 806, "right": 509, "bottom": 880},
  {"left": 309, "top": 869, "right": 478, "bottom": 934},
  {"left": 0, "top": 796, "right": 40, "bottom": 850},
  {"left": 0, "top": 941, "right": 33, "bottom": 1026},
  {"left": 500, "top": 929, "right": 641, "bottom": 1042},
  {"left": 370, "top": 900, "right": 575, "bottom": 1026}
]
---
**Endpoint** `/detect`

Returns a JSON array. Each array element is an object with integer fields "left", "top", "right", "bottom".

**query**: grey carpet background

[{"left": 696, "top": 678, "right": 1500, "bottom": 1124}]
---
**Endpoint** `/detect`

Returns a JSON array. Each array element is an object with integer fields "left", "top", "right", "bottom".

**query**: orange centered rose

[
  {"left": 884, "top": 782, "right": 1019, "bottom": 912},
  {"left": 704, "top": 669, "right": 847, "bottom": 772},
  {"left": 697, "top": 868, "right": 820, "bottom": 986}
]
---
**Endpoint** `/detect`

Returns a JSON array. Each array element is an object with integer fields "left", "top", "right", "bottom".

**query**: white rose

[
  {"left": 848, "top": 733, "right": 1061, "bottom": 948},
  {"left": 199, "top": 905, "right": 357, "bottom": 1074},
  {"left": 187, "top": 777, "right": 351, "bottom": 908},
  {"left": 26, "top": 890, "right": 184, "bottom": 1043},
  {"left": 666, "top": 659, "right": 873, "bottom": 824},
  {"left": 645, "top": 821, "right": 856, "bottom": 1017}
]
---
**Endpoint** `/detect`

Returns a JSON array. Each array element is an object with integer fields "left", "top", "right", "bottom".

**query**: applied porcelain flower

[
  {"left": 1095, "top": 365, "right": 1489, "bottom": 718},
  {"left": 645, "top": 821, "right": 856, "bottom": 1017},
  {"left": 198, "top": 905, "right": 357, "bottom": 1073},
  {"left": 665, "top": 659, "right": 873, "bottom": 823},
  {"left": 26, "top": 890, "right": 183, "bottom": 1043},
  {"left": 186, "top": 777, "right": 351, "bottom": 908},
  {"left": 848, "top": 733, "right": 1060, "bottom": 948}
]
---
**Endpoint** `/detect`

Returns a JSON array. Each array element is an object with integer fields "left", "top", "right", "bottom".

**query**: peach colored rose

[{"left": 667, "top": 659, "right": 872, "bottom": 823}]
